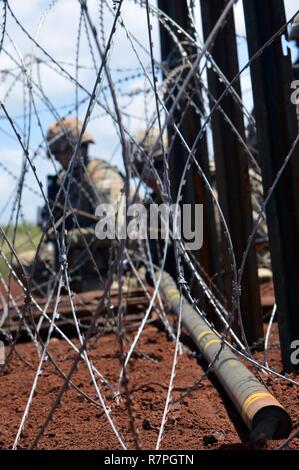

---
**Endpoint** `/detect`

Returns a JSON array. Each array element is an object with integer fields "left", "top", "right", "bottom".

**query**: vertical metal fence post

[
  {"left": 158, "top": 0, "right": 221, "bottom": 322},
  {"left": 243, "top": 0, "right": 299, "bottom": 370},
  {"left": 200, "top": 0, "right": 263, "bottom": 346}
]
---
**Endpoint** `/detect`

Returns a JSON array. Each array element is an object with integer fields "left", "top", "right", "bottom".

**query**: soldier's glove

[
  {"left": 66, "top": 227, "right": 95, "bottom": 247},
  {"left": 66, "top": 227, "right": 112, "bottom": 250}
]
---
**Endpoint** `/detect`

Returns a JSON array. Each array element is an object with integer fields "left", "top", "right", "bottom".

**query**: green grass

[{"left": 0, "top": 224, "right": 41, "bottom": 277}]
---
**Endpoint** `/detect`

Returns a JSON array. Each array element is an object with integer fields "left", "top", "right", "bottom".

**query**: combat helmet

[{"left": 46, "top": 117, "right": 94, "bottom": 156}]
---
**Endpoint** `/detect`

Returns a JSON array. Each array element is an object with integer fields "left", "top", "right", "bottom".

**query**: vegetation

[{"left": 0, "top": 224, "right": 41, "bottom": 277}]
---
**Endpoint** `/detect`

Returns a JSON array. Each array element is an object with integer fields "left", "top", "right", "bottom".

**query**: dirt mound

[{"left": 0, "top": 323, "right": 298, "bottom": 450}]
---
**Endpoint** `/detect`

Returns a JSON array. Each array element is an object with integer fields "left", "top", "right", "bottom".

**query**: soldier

[
  {"left": 129, "top": 129, "right": 179, "bottom": 277},
  {"left": 129, "top": 128, "right": 166, "bottom": 197},
  {"left": 15, "top": 117, "right": 125, "bottom": 293}
]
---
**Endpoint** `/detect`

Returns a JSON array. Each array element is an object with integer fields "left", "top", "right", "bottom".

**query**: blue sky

[{"left": 0, "top": 0, "right": 298, "bottom": 224}]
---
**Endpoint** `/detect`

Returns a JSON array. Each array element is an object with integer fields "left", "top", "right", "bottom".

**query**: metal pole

[
  {"left": 159, "top": 271, "right": 292, "bottom": 441},
  {"left": 157, "top": 0, "right": 221, "bottom": 324},
  {"left": 200, "top": 0, "right": 263, "bottom": 346},
  {"left": 243, "top": 0, "right": 299, "bottom": 371}
]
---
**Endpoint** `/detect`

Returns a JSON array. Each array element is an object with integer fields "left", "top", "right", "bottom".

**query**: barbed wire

[{"left": 0, "top": 0, "right": 298, "bottom": 451}]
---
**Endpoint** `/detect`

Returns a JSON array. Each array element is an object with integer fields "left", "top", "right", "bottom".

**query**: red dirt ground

[{"left": 0, "top": 320, "right": 299, "bottom": 451}]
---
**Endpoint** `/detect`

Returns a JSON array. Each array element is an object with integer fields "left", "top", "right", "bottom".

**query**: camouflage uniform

[
  {"left": 62, "top": 158, "right": 124, "bottom": 290},
  {"left": 129, "top": 128, "right": 167, "bottom": 195},
  {"left": 16, "top": 119, "right": 124, "bottom": 293},
  {"left": 129, "top": 129, "right": 176, "bottom": 274}
]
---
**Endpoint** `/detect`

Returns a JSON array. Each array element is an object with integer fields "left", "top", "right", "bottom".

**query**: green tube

[{"left": 158, "top": 272, "right": 292, "bottom": 441}]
